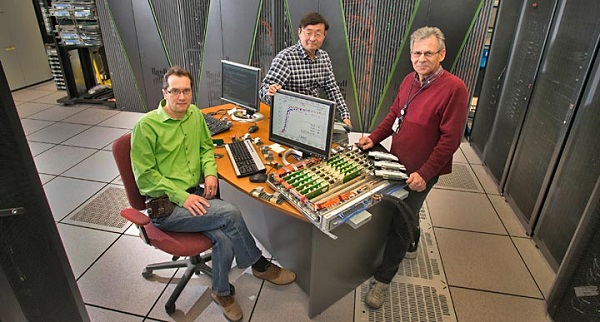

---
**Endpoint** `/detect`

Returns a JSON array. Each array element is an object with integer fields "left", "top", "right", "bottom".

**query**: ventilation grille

[
  {"left": 358, "top": 281, "right": 453, "bottom": 322},
  {"left": 64, "top": 186, "right": 130, "bottom": 232},
  {"left": 96, "top": 0, "right": 148, "bottom": 112},
  {"left": 343, "top": 0, "right": 417, "bottom": 128},
  {"left": 452, "top": 1, "right": 494, "bottom": 98},
  {"left": 151, "top": 0, "right": 210, "bottom": 103},
  {"left": 397, "top": 231, "right": 441, "bottom": 280},
  {"left": 181, "top": 0, "right": 210, "bottom": 97},
  {"left": 355, "top": 201, "right": 457, "bottom": 321},
  {"left": 436, "top": 163, "right": 483, "bottom": 192},
  {"left": 252, "top": 0, "right": 294, "bottom": 77}
]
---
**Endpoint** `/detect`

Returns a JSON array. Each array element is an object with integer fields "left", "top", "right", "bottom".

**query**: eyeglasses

[
  {"left": 410, "top": 50, "right": 441, "bottom": 58},
  {"left": 302, "top": 29, "right": 325, "bottom": 39},
  {"left": 166, "top": 88, "right": 192, "bottom": 96}
]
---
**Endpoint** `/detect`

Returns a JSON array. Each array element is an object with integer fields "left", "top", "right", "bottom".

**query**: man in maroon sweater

[{"left": 357, "top": 26, "right": 469, "bottom": 309}]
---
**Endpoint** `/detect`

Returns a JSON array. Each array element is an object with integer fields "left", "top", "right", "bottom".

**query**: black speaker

[
  {"left": 547, "top": 177, "right": 600, "bottom": 321},
  {"left": 0, "top": 62, "right": 89, "bottom": 321}
]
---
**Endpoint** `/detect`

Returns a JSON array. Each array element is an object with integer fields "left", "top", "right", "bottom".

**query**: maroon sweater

[{"left": 369, "top": 69, "right": 469, "bottom": 182}]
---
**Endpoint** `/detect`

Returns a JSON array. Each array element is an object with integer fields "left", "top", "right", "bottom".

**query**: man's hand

[
  {"left": 356, "top": 136, "right": 373, "bottom": 150},
  {"left": 267, "top": 84, "right": 282, "bottom": 96},
  {"left": 343, "top": 118, "right": 352, "bottom": 127},
  {"left": 183, "top": 193, "right": 210, "bottom": 216},
  {"left": 203, "top": 175, "right": 218, "bottom": 199},
  {"left": 406, "top": 172, "right": 426, "bottom": 192}
]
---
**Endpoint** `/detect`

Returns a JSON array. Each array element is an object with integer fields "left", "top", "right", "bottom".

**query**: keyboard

[
  {"left": 225, "top": 139, "right": 266, "bottom": 177},
  {"left": 204, "top": 113, "right": 232, "bottom": 136}
]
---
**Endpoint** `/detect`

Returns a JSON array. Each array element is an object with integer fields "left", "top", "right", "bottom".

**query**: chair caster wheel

[
  {"left": 165, "top": 302, "right": 175, "bottom": 314},
  {"left": 142, "top": 268, "right": 153, "bottom": 279},
  {"left": 230, "top": 283, "right": 235, "bottom": 295}
]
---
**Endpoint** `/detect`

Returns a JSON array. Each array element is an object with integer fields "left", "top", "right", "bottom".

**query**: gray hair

[{"left": 410, "top": 26, "right": 446, "bottom": 51}]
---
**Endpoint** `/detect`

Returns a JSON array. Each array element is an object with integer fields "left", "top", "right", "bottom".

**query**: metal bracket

[{"left": 0, "top": 207, "right": 24, "bottom": 217}]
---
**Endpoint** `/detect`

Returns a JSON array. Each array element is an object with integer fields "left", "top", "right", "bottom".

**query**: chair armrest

[{"left": 121, "top": 208, "right": 151, "bottom": 226}]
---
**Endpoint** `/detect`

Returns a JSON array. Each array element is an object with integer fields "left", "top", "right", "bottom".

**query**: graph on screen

[{"left": 269, "top": 90, "right": 335, "bottom": 159}]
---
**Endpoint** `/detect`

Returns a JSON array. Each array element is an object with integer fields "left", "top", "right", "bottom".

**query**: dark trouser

[{"left": 374, "top": 176, "right": 439, "bottom": 284}]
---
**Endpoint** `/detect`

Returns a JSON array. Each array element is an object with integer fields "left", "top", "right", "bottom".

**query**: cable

[{"left": 381, "top": 194, "right": 416, "bottom": 242}]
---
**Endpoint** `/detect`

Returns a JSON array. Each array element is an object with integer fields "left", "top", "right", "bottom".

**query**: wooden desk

[
  {"left": 206, "top": 103, "right": 304, "bottom": 220},
  {"left": 204, "top": 103, "right": 391, "bottom": 318}
]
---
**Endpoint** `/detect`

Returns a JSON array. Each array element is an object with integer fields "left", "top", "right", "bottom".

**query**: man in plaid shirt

[{"left": 259, "top": 12, "right": 352, "bottom": 127}]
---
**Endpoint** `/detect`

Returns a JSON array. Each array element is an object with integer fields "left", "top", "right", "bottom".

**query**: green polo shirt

[{"left": 131, "top": 100, "right": 217, "bottom": 206}]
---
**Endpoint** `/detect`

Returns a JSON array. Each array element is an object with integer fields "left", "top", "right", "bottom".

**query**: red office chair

[{"left": 112, "top": 133, "right": 233, "bottom": 314}]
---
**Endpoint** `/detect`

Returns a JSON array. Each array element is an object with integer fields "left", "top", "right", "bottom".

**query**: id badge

[{"left": 392, "top": 117, "right": 400, "bottom": 133}]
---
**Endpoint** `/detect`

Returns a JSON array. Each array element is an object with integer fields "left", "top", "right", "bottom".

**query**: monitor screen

[
  {"left": 269, "top": 89, "right": 336, "bottom": 159},
  {"left": 221, "top": 60, "right": 261, "bottom": 117}
]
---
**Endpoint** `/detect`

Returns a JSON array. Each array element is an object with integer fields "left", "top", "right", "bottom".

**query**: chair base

[
  {"left": 143, "top": 254, "right": 213, "bottom": 314},
  {"left": 142, "top": 253, "right": 235, "bottom": 314}
]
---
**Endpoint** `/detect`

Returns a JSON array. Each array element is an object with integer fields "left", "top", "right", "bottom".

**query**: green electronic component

[
  {"left": 305, "top": 183, "right": 329, "bottom": 199},
  {"left": 212, "top": 138, "right": 224, "bottom": 147},
  {"left": 342, "top": 169, "right": 361, "bottom": 183},
  {"left": 328, "top": 155, "right": 340, "bottom": 163}
]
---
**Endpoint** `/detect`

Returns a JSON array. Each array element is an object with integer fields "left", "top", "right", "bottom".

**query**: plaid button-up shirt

[{"left": 259, "top": 41, "right": 350, "bottom": 121}]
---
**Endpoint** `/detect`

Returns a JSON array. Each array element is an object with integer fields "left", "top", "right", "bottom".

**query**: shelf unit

[{"left": 35, "top": 0, "right": 114, "bottom": 107}]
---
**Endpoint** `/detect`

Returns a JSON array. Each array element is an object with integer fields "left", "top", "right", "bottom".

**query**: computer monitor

[
  {"left": 221, "top": 60, "right": 263, "bottom": 121},
  {"left": 269, "top": 89, "right": 336, "bottom": 160}
]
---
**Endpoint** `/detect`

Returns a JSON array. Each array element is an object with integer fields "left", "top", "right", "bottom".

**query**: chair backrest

[
  {"left": 112, "top": 133, "right": 213, "bottom": 256},
  {"left": 112, "top": 133, "right": 146, "bottom": 210}
]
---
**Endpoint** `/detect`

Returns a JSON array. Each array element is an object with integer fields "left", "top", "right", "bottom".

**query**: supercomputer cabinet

[
  {"left": 96, "top": 0, "right": 491, "bottom": 128},
  {"left": 547, "top": 177, "right": 600, "bottom": 321},
  {"left": 469, "top": 0, "right": 522, "bottom": 157},
  {"left": 0, "top": 61, "right": 88, "bottom": 321},
  {"left": 480, "top": 0, "right": 558, "bottom": 186},
  {"left": 473, "top": 0, "right": 600, "bottom": 258},
  {"left": 532, "top": 40, "right": 600, "bottom": 270},
  {"left": 502, "top": 0, "right": 600, "bottom": 234}
]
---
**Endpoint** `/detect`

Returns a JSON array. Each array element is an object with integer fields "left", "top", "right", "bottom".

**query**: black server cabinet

[
  {"left": 482, "top": 0, "right": 557, "bottom": 185},
  {"left": 503, "top": 0, "right": 600, "bottom": 232},
  {"left": 533, "top": 50, "right": 600, "bottom": 270},
  {"left": 547, "top": 178, "right": 600, "bottom": 321},
  {"left": 0, "top": 62, "right": 88, "bottom": 321},
  {"left": 469, "top": 0, "right": 522, "bottom": 157}
]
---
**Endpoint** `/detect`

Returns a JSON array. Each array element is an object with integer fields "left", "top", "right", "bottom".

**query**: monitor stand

[{"left": 231, "top": 110, "right": 264, "bottom": 122}]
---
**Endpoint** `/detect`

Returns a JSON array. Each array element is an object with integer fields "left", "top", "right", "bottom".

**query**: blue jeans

[{"left": 152, "top": 188, "right": 262, "bottom": 296}]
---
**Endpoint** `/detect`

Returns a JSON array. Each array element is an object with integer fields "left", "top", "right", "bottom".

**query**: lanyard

[
  {"left": 394, "top": 81, "right": 426, "bottom": 133},
  {"left": 394, "top": 69, "right": 444, "bottom": 133}
]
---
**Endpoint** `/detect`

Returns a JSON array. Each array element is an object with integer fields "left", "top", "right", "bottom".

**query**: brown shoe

[
  {"left": 211, "top": 292, "right": 243, "bottom": 322},
  {"left": 252, "top": 263, "right": 296, "bottom": 285}
]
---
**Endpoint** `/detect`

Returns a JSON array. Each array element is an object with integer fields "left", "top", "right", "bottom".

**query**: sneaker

[
  {"left": 252, "top": 263, "right": 296, "bottom": 285},
  {"left": 365, "top": 280, "right": 389, "bottom": 309},
  {"left": 211, "top": 292, "right": 243, "bottom": 322},
  {"left": 405, "top": 243, "right": 418, "bottom": 259}
]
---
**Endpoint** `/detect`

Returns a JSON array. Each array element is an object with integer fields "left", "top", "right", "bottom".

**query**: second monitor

[{"left": 221, "top": 60, "right": 263, "bottom": 122}]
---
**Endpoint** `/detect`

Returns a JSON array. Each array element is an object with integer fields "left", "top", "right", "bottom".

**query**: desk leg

[{"left": 219, "top": 180, "right": 391, "bottom": 318}]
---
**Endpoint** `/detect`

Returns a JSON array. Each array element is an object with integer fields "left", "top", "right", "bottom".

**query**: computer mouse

[
  {"left": 248, "top": 125, "right": 259, "bottom": 133},
  {"left": 249, "top": 172, "right": 268, "bottom": 183}
]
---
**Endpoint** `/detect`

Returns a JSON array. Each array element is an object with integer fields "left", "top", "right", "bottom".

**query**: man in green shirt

[{"left": 131, "top": 66, "right": 295, "bottom": 322}]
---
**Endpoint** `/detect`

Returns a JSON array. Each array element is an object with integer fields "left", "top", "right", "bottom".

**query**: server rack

[
  {"left": 546, "top": 177, "right": 600, "bottom": 321},
  {"left": 36, "top": 0, "right": 114, "bottom": 107},
  {"left": 469, "top": 0, "right": 522, "bottom": 157},
  {"left": 503, "top": 0, "right": 600, "bottom": 233},
  {"left": 533, "top": 40, "right": 600, "bottom": 269}
]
